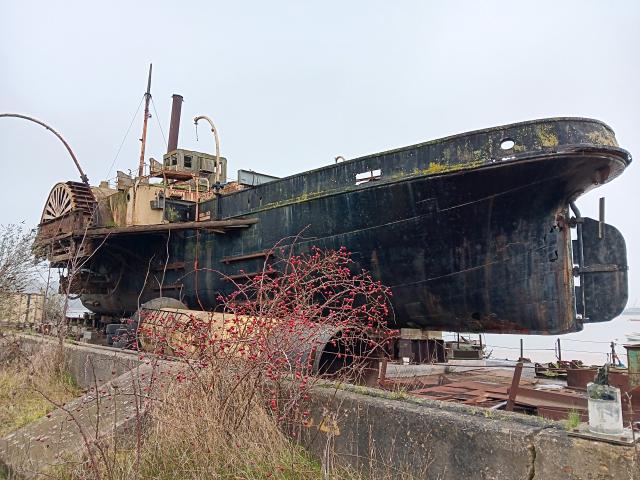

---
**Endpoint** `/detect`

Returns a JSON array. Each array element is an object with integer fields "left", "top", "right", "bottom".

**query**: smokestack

[{"left": 167, "top": 94, "right": 183, "bottom": 153}]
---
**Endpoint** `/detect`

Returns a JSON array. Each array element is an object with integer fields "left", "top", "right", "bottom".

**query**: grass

[
  {"left": 565, "top": 410, "right": 581, "bottom": 430},
  {"left": 0, "top": 339, "right": 82, "bottom": 437},
  {"left": 54, "top": 446, "right": 326, "bottom": 480},
  {"left": 0, "top": 338, "right": 415, "bottom": 479},
  {"left": 105, "top": 444, "right": 324, "bottom": 480},
  {"left": 389, "top": 386, "right": 410, "bottom": 400},
  {"left": 0, "top": 335, "right": 341, "bottom": 479},
  {"left": 54, "top": 363, "right": 351, "bottom": 480}
]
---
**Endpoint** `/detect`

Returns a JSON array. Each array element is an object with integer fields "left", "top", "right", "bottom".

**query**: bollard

[{"left": 519, "top": 338, "right": 524, "bottom": 361}]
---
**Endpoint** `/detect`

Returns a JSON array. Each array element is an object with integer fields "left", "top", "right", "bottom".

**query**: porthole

[{"left": 500, "top": 138, "right": 515, "bottom": 150}]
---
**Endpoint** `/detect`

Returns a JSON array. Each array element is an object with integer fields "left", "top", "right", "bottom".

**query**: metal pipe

[
  {"left": 138, "top": 64, "right": 153, "bottom": 177},
  {"left": 194, "top": 115, "right": 221, "bottom": 184},
  {"left": 520, "top": 338, "right": 524, "bottom": 361},
  {"left": 137, "top": 307, "right": 381, "bottom": 385},
  {"left": 598, "top": 196, "right": 605, "bottom": 239},
  {"left": 0, "top": 113, "right": 89, "bottom": 184},
  {"left": 167, "top": 94, "right": 183, "bottom": 153},
  {"left": 556, "top": 338, "right": 562, "bottom": 361},
  {"left": 570, "top": 201, "right": 587, "bottom": 319}
]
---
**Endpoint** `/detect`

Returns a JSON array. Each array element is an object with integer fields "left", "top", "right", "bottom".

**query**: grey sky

[{"left": 1, "top": 1, "right": 639, "bottom": 302}]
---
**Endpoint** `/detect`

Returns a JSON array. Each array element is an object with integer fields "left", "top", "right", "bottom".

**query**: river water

[{"left": 444, "top": 313, "right": 640, "bottom": 365}]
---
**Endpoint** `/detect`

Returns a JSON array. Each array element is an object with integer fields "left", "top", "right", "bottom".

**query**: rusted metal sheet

[
  {"left": 411, "top": 381, "right": 508, "bottom": 396},
  {"left": 398, "top": 365, "right": 639, "bottom": 423},
  {"left": 505, "top": 362, "right": 523, "bottom": 412},
  {"left": 34, "top": 181, "right": 97, "bottom": 263},
  {"left": 512, "top": 386, "right": 587, "bottom": 410},
  {"left": 407, "top": 377, "right": 593, "bottom": 421},
  {"left": 536, "top": 406, "right": 588, "bottom": 422},
  {"left": 410, "top": 381, "right": 509, "bottom": 408},
  {"left": 567, "top": 367, "right": 598, "bottom": 389},
  {"left": 573, "top": 217, "right": 628, "bottom": 322},
  {"left": 624, "top": 344, "right": 640, "bottom": 388}
]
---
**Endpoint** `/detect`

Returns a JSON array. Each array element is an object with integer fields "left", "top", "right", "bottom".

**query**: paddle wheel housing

[{"left": 34, "top": 181, "right": 97, "bottom": 267}]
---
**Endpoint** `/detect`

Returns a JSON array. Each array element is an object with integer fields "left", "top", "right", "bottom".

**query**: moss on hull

[{"left": 537, "top": 124, "right": 560, "bottom": 148}]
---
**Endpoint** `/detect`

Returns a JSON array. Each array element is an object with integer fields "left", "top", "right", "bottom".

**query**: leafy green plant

[
  {"left": 565, "top": 410, "right": 581, "bottom": 430},
  {"left": 390, "top": 387, "right": 409, "bottom": 400}
]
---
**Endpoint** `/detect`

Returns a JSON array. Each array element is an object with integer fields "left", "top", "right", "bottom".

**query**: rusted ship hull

[{"left": 36, "top": 117, "right": 631, "bottom": 334}]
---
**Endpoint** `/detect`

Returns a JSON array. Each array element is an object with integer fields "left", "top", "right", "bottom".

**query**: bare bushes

[
  {"left": 0, "top": 335, "right": 21, "bottom": 364},
  {"left": 0, "top": 224, "right": 37, "bottom": 313}
]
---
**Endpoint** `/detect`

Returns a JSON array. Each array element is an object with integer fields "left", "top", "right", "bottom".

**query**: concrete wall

[
  {"left": 17, "top": 334, "right": 142, "bottom": 389},
  {"left": 11, "top": 335, "right": 640, "bottom": 479},
  {"left": 299, "top": 385, "right": 639, "bottom": 480}
]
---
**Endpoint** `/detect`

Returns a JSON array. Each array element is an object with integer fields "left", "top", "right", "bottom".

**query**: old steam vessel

[{"left": 33, "top": 84, "right": 631, "bottom": 335}]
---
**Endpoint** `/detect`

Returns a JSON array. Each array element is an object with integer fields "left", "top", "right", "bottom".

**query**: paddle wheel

[{"left": 34, "top": 181, "right": 97, "bottom": 267}]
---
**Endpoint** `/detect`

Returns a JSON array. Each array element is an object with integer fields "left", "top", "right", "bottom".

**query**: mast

[{"left": 137, "top": 63, "right": 152, "bottom": 178}]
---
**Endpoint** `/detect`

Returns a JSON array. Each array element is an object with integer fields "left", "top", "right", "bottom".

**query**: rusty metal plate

[{"left": 574, "top": 217, "right": 628, "bottom": 322}]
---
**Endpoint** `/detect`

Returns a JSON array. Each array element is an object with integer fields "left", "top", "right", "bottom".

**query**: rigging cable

[
  {"left": 151, "top": 96, "right": 168, "bottom": 147},
  {"left": 105, "top": 95, "right": 145, "bottom": 179}
]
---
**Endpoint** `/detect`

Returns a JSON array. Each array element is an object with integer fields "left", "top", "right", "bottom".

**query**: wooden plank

[
  {"left": 79, "top": 218, "right": 258, "bottom": 237},
  {"left": 505, "top": 362, "right": 523, "bottom": 412}
]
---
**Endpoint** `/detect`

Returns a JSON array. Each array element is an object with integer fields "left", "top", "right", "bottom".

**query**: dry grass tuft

[
  {"left": 134, "top": 367, "right": 321, "bottom": 479},
  {"left": 0, "top": 339, "right": 81, "bottom": 437},
  {"left": 59, "top": 364, "right": 328, "bottom": 480}
]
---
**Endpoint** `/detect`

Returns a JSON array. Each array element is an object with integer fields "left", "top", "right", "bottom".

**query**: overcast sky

[{"left": 1, "top": 1, "right": 639, "bottom": 303}]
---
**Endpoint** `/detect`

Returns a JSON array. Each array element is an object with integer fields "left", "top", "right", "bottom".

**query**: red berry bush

[
  {"left": 139, "top": 245, "right": 396, "bottom": 418},
  {"left": 125, "top": 246, "right": 397, "bottom": 478}
]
